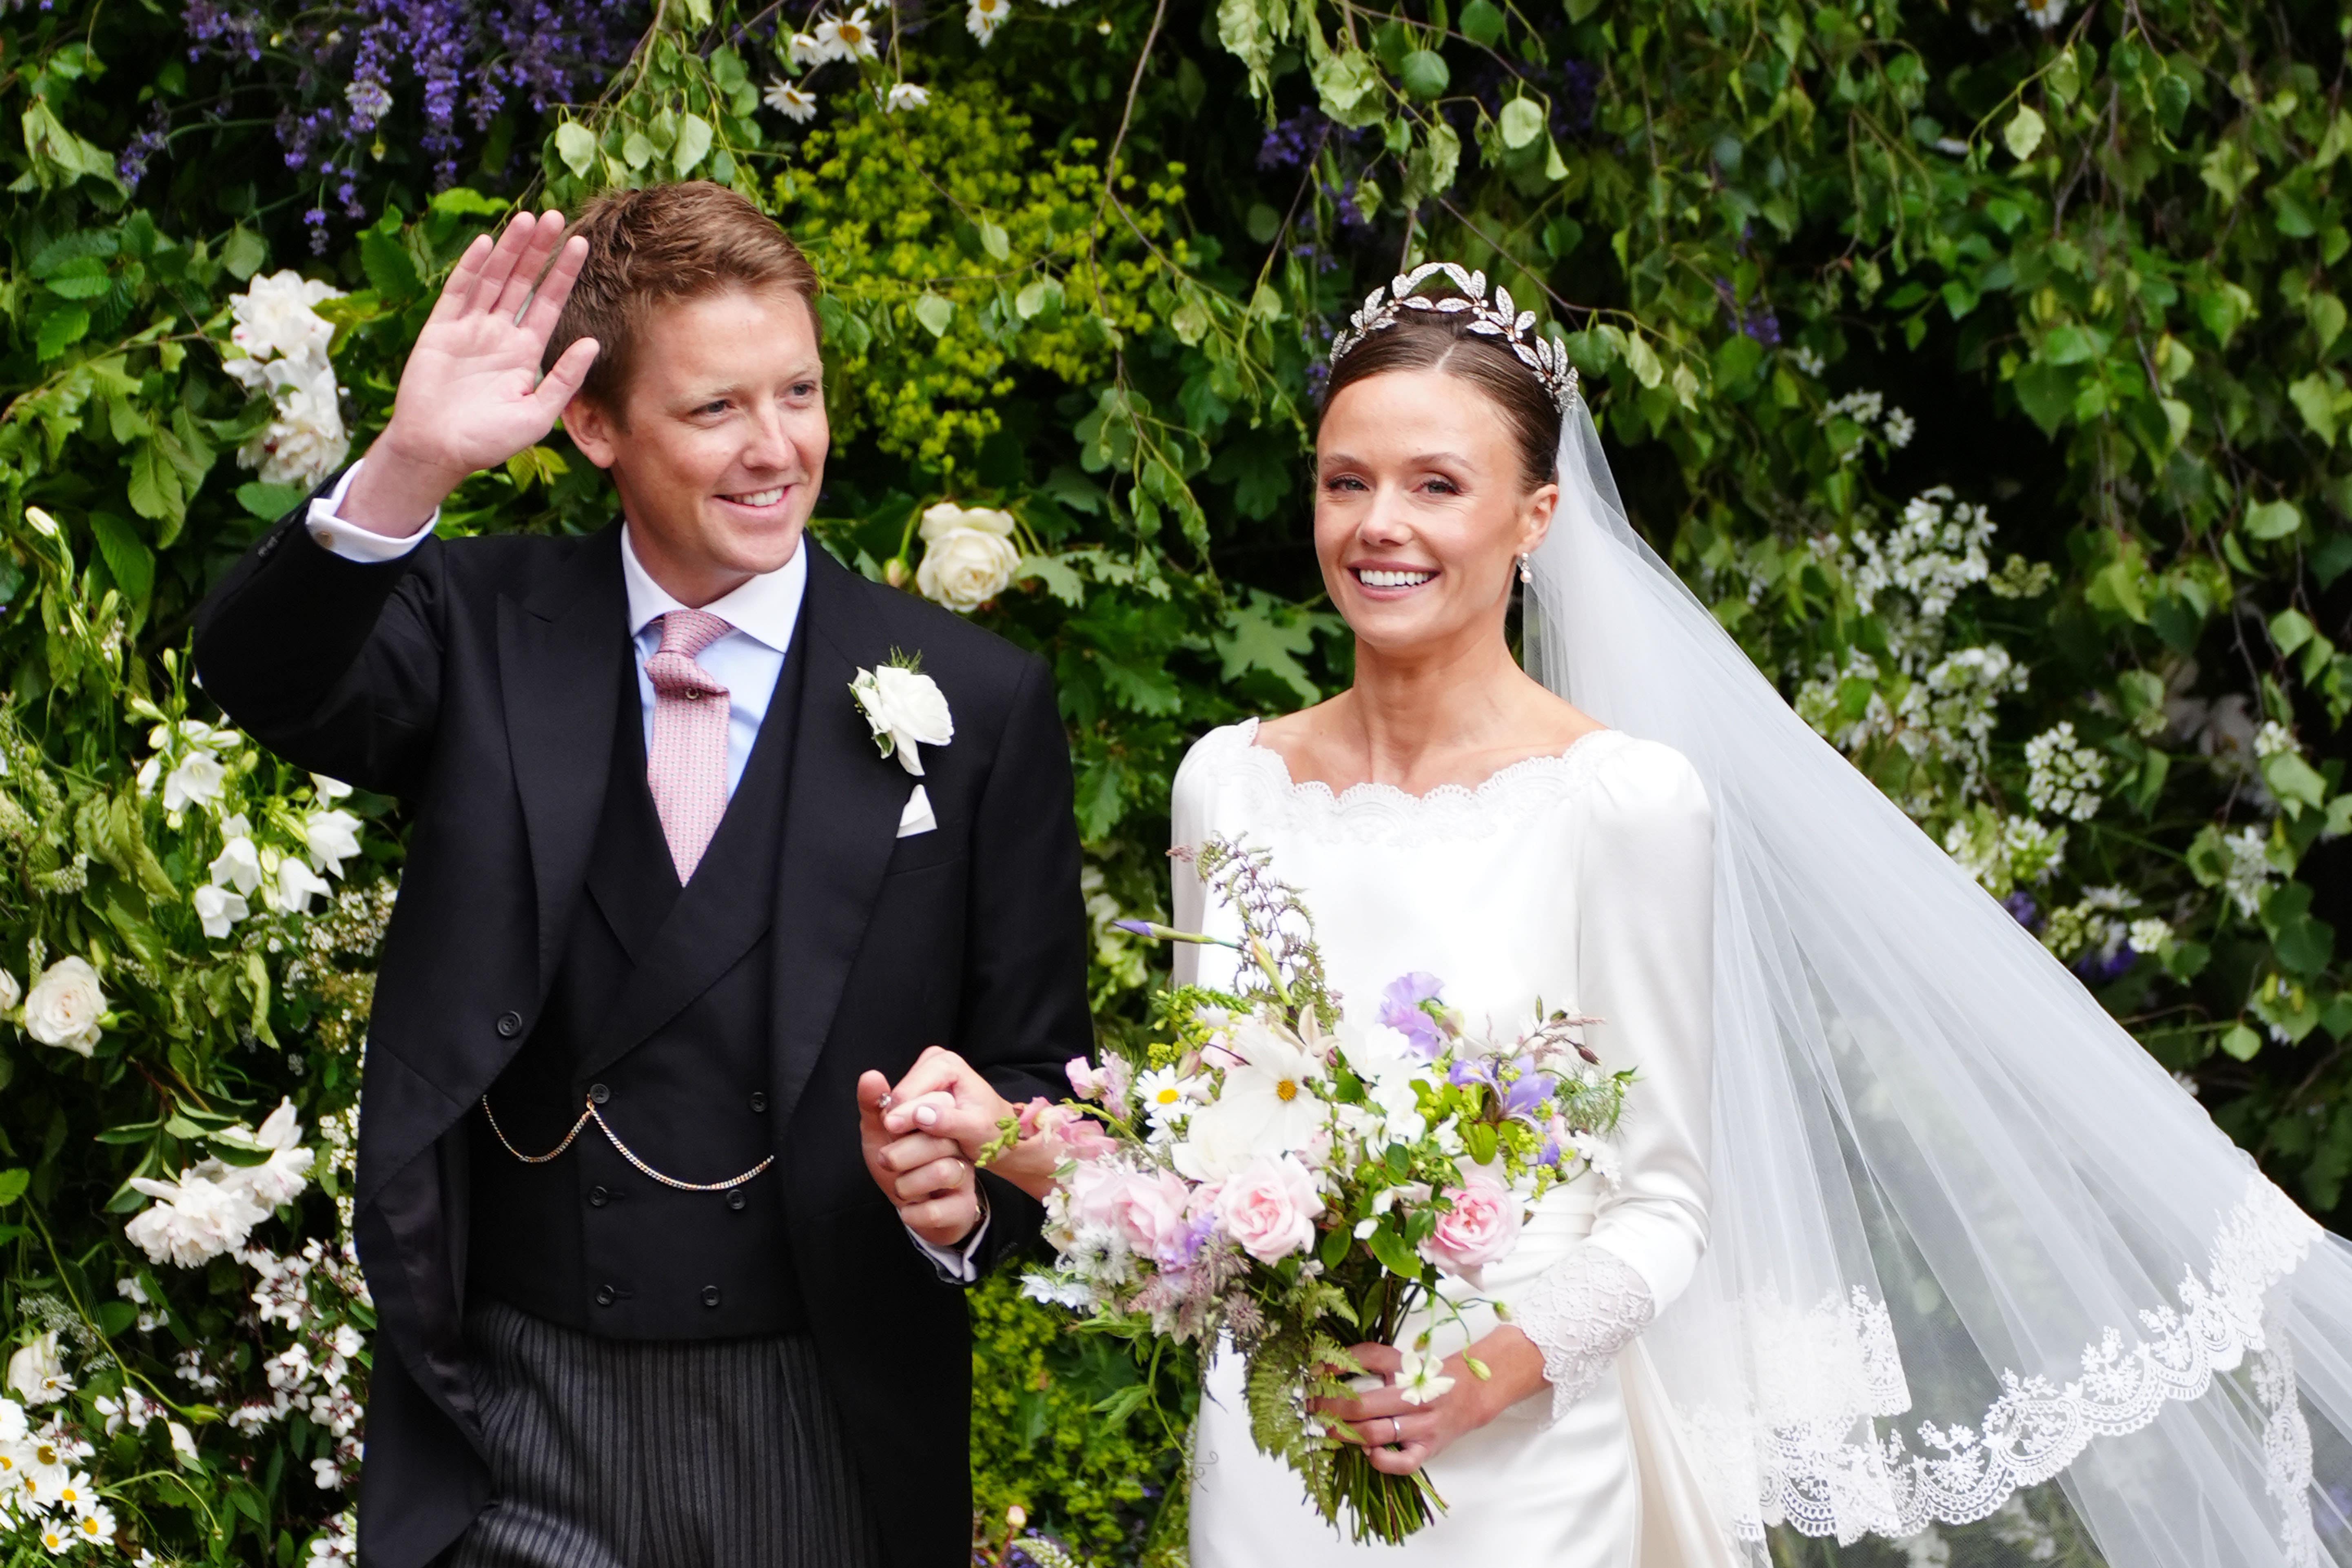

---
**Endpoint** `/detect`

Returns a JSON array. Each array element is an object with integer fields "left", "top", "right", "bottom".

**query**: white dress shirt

[{"left": 307, "top": 460, "right": 989, "bottom": 1279}]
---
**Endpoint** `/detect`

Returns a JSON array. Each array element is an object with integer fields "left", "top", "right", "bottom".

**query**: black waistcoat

[{"left": 468, "top": 631, "right": 807, "bottom": 1339}]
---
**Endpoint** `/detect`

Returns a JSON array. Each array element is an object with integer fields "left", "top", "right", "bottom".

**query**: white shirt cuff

[
  {"left": 303, "top": 458, "right": 440, "bottom": 563},
  {"left": 906, "top": 1189, "right": 991, "bottom": 1284}
]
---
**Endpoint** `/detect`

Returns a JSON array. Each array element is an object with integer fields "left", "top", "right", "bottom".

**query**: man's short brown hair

[{"left": 544, "top": 180, "right": 822, "bottom": 413}]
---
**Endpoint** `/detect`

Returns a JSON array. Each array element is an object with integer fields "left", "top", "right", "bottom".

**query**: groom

[{"left": 194, "top": 183, "right": 1090, "bottom": 1567}]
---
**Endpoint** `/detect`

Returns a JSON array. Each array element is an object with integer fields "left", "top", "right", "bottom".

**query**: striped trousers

[{"left": 442, "top": 1301, "right": 889, "bottom": 1568}]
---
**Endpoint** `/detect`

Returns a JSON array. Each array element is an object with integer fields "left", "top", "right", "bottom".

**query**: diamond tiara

[{"left": 1328, "top": 261, "right": 1581, "bottom": 413}]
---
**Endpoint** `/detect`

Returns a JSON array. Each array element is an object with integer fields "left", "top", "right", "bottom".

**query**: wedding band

[{"left": 1386, "top": 1417, "right": 1400, "bottom": 1444}]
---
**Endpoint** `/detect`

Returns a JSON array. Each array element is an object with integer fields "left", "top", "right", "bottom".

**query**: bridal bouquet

[{"left": 1000, "top": 837, "right": 1630, "bottom": 1544}]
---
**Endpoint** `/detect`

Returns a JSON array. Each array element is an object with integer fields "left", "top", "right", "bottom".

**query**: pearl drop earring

[{"left": 1516, "top": 553, "right": 1533, "bottom": 585}]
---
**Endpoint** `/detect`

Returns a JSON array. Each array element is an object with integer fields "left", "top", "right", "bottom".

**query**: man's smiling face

[{"left": 565, "top": 286, "right": 827, "bottom": 607}]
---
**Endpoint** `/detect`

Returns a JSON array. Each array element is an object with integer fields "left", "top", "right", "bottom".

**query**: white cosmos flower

[
  {"left": 162, "top": 750, "right": 227, "bottom": 812},
  {"left": 814, "top": 7, "right": 879, "bottom": 60},
  {"left": 24, "top": 957, "right": 106, "bottom": 1057},
  {"left": 1213, "top": 1016, "right": 1327, "bottom": 1154},
  {"left": 270, "top": 856, "right": 333, "bottom": 915},
  {"left": 885, "top": 81, "right": 930, "bottom": 111},
  {"left": 1168, "top": 1099, "right": 1258, "bottom": 1183},
  {"left": 786, "top": 29, "right": 823, "bottom": 66},
  {"left": 1134, "top": 1067, "right": 1206, "bottom": 1131},
  {"left": 966, "top": 0, "right": 1010, "bottom": 42},
  {"left": 193, "top": 884, "right": 250, "bottom": 940},
  {"left": 209, "top": 833, "right": 264, "bottom": 895},
  {"left": 1394, "top": 1346, "right": 1455, "bottom": 1406},
  {"left": 5, "top": 1335, "right": 69, "bottom": 1406},
  {"left": 1337, "top": 1020, "right": 1432, "bottom": 1142},
  {"left": 764, "top": 79, "right": 819, "bottom": 122},
  {"left": 303, "top": 807, "right": 364, "bottom": 877}
]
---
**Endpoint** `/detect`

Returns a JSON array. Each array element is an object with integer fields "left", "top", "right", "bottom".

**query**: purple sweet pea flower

[
  {"left": 1379, "top": 972, "right": 1449, "bottom": 1058},
  {"left": 1498, "top": 1064, "right": 1551, "bottom": 1124}
]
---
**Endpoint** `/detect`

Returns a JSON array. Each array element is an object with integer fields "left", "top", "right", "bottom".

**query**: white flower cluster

[
  {"left": 1850, "top": 488, "right": 1995, "bottom": 631},
  {"left": 913, "top": 501, "right": 1023, "bottom": 612},
  {"left": 124, "top": 1100, "right": 313, "bottom": 1269},
  {"left": 2217, "top": 825, "right": 2279, "bottom": 917},
  {"left": 1940, "top": 807, "right": 2068, "bottom": 899},
  {"left": 2252, "top": 719, "right": 2297, "bottom": 760},
  {"left": 224, "top": 271, "right": 350, "bottom": 487},
  {"left": 2024, "top": 721, "right": 2107, "bottom": 822},
  {"left": 1822, "top": 388, "right": 1915, "bottom": 453},
  {"left": 762, "top": 0, "right": 984, "bottom": 128},
  {"left": 147, "top": 732, "right": 365, "bottom": 938},
  {"left": 0, "top": 1394, "right": 118, "bottom": 1552},
  {"left": 307, "top": 1512, "right": 358, "bottom": 1567}
]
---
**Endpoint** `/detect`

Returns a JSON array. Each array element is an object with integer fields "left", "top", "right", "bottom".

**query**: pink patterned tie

[{"left": 644, "top": 608, "right": 733, "bottom": 880}]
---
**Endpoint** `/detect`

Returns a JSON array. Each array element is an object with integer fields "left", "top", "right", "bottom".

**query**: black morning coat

[{"left": 191, "top": 487, "right": 1093, "bottom": 1568}]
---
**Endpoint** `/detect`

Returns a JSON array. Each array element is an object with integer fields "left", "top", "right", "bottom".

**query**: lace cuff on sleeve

[{"left": 1515, "top": 1244, "right": 1657, "bottom": 1424}]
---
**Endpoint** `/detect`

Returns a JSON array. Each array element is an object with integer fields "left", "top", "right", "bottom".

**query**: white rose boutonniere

[
  {"left": 24, "top": 955, "right": 106, "bottom": 1056},
  {"left": 851, "top": 654, "right": 954, "bottom": 777}
]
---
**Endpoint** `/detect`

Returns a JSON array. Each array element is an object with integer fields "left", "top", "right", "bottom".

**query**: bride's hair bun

[{"left": 1318, "top": 266, "right": 1566, "bottom": 491}]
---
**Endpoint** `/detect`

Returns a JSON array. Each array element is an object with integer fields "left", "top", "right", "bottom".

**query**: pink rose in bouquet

[
  {"left": 1419, "top": 1172, "right": 1523, "bottom": 1287},
  {"left": 1076, "top": 1167, "right": 1195, "bottom": 1264},
  {"left": 1216, "top": 1153, "right": 1323, "bottom": 1263}
]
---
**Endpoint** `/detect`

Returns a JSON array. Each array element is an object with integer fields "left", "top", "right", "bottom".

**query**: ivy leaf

[
  {"left": 673, "top": 113, "right": 715, "bottom": 178},
  {"left": 2004, "top": 104, "right": 2046, "bottom": 161},
  {"left": 1499, "top": 96, "right": 1544, "bottom": 150},
  {"left": 1400, "top": 49, "right": 1450, "bottom": 100},
  {"left": 2286, "top": 374, "right": 2342, "bottom": 448},
  {"left": 913, "top": 292, "right": 955, "bottom": 337},
  {"left": 1458, "top": 0, "right": 1505, "bottom": 47},
  {"left": 554, "top": 121, "right": 599, "bottom": 179}
]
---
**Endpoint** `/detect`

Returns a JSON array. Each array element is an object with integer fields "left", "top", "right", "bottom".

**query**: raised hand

[{"left": 340, "top": 211, "right": 602, "bottom": 535}]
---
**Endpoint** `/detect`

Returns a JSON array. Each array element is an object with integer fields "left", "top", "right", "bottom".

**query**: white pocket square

[{"left": 896, "top": 783, "right": 937, "bottom": 838}]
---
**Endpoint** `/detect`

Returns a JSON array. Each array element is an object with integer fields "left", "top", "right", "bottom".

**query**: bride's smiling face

[{"left": 1314, "top": 368, "right": 1558, "bottom": 656}]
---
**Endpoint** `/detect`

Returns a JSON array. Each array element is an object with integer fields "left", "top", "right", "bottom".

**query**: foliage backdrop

[{"left": 0, "top": 0, "right": 2347, "bottom": 1559}]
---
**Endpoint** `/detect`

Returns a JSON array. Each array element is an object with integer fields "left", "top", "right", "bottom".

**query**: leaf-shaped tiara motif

[{"left": 1328, "top": 261, "right": 1581, "bottom": 413}]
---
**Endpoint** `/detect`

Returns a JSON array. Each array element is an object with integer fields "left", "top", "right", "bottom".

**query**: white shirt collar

[{"left": 619, "top": 523, "right": 808, "bottom": 654}]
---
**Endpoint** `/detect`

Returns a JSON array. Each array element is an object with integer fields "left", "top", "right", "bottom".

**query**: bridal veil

[{"left": 1523, "top": 396, "right": 2352, "bottom": 1565}]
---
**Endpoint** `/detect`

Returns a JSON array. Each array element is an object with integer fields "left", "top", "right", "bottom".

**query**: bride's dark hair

[{"left": 1316, "top": 283, "right": 1564, "bottom": 492}]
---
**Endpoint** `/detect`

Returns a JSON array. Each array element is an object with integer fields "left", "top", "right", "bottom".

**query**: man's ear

[{"left": 565, "top": 393, "right": 621, "bottom": 470}]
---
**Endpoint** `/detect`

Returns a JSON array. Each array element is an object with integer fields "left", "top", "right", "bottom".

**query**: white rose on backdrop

[
  {"left": 213, "top": 1100, "right": 313, "bottom": 1210},
  {"left": 226, "top": 271, "right": 343, "bottom": 368},
  {"left": 161, "top": 750, "right": 226, "bottom": 813},
  {"left": 913, "top": 502, "right": 1022, "bottom": 612},
  {"left": 192, "top": 885, "right": 250, "bottom": 940},
  {"left": 6, "top": 1333, "right": 69, "bottom": 1406},
  {"left": 239, "top": 356, "right": 350, "bottom": 487},
  {"left": 209, "top": 827, "right": 264, "bottom": 895},
  {"left": 126, "top": 1171, "right": 269, "bottom": 1269},
  {"left": 24, "top": 956, "right": 106, "bottom": 1056},
  {"left": 850, "top": 664, "right": 954, "bottom": 776},
  {"left": 303, "top": 809, "right": 364, "bottom": 877},
  {"left": 268, "top": 857, "right": 333, "bottom": 915},
  {"left": 0, "top": 967, "right": 19, "bottom": 1013}
]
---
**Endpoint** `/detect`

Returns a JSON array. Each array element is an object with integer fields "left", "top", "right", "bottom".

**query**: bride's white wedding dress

[{"left": 1172, "top": 719, "right": 1729, "bottom": 1568}]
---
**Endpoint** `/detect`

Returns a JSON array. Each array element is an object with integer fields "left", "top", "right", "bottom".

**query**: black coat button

[
  {"left": 494, "top": 1011, "right": 523, "bottom": 1038},
  {"left": 726, "top": 1190, "right": 747, "bottom": 1212},
  {"left": 595, "top": 1285, "right": 616, "bottom": 1307},
  {"left": 701, "top": 1286, "right": 721, "bottom": 1308},
  {"left": 749, "top": 1091, "right": 768, "bottom": 1113},
  {"left": 588, "top": 1186, "right": 610, "bottom": 1208},
  {"left": 589, "top": 1082, "right": 611, "bottom": 1105}
]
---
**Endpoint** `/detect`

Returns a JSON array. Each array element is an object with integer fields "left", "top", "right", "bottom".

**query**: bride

[{"left": 878, "top": 265, "right": 2352, "bottom": 1568}]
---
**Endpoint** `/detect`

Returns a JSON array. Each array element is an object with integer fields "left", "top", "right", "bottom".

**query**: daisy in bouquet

[{"left": 921, "top": 836, "right": 1630, "bottom": 1543}]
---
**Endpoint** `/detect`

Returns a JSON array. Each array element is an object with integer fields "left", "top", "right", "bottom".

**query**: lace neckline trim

[{"left": 1197, "top": 720, "right": 1632, "bottom": 845}]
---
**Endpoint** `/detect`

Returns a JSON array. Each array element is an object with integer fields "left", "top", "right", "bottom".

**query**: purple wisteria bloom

[{"left": 1379, "top": 972, "right": 1448, "bottom": 1058}]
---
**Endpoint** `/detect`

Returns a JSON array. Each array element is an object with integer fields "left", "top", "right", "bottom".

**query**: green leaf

[
  {"left": 2220, "top": 1023, "right": 2264, "bottom": 1062},
  {"left": 1309, "top": 48, "right": 1383, "bottom": 129},
  {"left": 2243, "top": 499, "right": 2303, "bottom": 540},
  {"left": 1213, "top": 590, "right": 1323, "bottom": 703},
  {"left": 2012, "top": 362, "right": 2076, "bottom": 435},
  {"left": 1399, "top": 49, "right": 1451, "bottom": 100},
  {"left": 36, "top": 305, "right": 90, "bottom": 361},
  {"left": 673, "top": 113, "right": 715, "bottom": 178},
  {"left": 0, "top": 1169, "right": 28, "bottom": 1207},
  {"left": 1498, "top": 96, "right": 1544, "bottom": 150},
  {"left": 126, "top": 439, "right": 185, "bottom": 525},
  {"left": 2272, "top": 608, "right": 2317, "bottom": 657},
  {"left": 1014, "top": 277, "right": 1064, "bottom": 321},
  {"left": 235, "top": 481, "right": 311, "bottom": 520},
  {"left": 2307, "top": 293, "right": 2347, "bottom": 354},
  {"left": 913, "top": 292, "right": 955, "bottom": 337},
  {"left": 2004, "top": 104, "right": 2046, "bottom": 161},
  {"left": 1621, "top": 331, "right": 1665, "bottom": 389},
  {"left": 88, "top": 511, "right": 154, "bottom": 605},
  {"left": 1366, "top": 1223, "right": 1422, "bottom": 1280},
  {"left": 1459, "top": 0, "right": 1506, "bottom": 46},
  {"left": 621, "top": 130, "right": 656, "bottom": 171},
  {"left": 554, "top": 121, "right": 599, "bottom": 179},
  {"left": 360, "top": 230, "right": 421, "bottom": 299},
  {"left": 2286, "top": 374, "right": 2341, "bottom": 447},
  {"left": 221, "top": 225, "right": 268, "bottom": 281}
]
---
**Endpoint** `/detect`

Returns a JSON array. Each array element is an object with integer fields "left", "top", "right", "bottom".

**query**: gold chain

[{"left": 479, "top": 1094, "right": 776, "bottom": 1193}]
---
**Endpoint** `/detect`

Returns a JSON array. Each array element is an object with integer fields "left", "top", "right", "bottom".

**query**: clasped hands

[{"left": 856, "top": 1047, "right": 1551, "bottom": 1472}]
